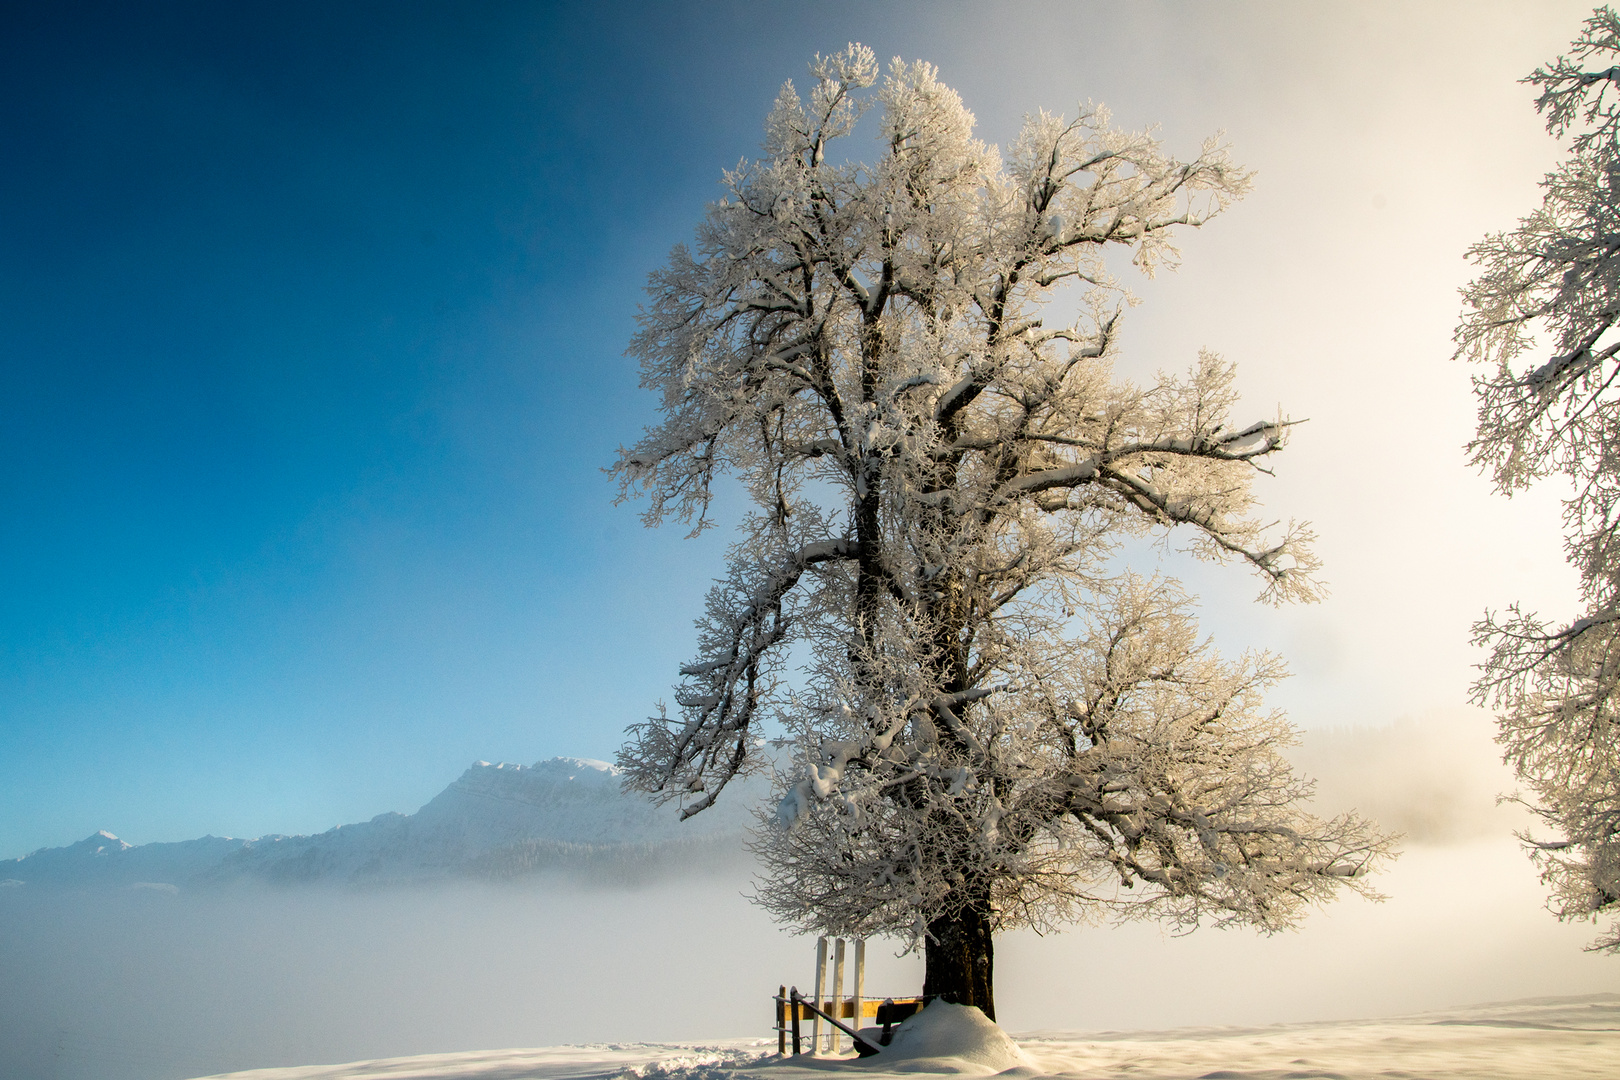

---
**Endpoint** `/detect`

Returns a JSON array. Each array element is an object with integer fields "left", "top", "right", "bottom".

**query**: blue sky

[
  {"left": 0, "top": 1, "right": 756, "bottom": 851},
  {"left": 0, "top": 1, "right": 1597, "bottom": 858}
]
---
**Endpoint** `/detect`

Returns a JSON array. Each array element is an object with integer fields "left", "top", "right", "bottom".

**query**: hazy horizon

[{"left": 5, "top": 712, "right": 1616, "bottom": 1080}]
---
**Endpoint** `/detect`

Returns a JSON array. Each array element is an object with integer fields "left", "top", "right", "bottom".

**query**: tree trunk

[{"left": 922, "top": 902, "right": 996, "bottom": 1020}]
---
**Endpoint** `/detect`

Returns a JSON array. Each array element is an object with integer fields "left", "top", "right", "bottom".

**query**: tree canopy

[
  {"left": 1459, "top": 6, "right": 1620, "bottom": 953},
  {"left": 616, "top": 46, "right": 1390, "bottom": 1013}
]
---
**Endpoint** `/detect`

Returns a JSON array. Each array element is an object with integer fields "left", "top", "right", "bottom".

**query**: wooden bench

[{"left": 773, "top": 986, "right": 925, "bottom": 1055}]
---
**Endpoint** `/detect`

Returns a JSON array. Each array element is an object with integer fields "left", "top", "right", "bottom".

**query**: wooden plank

[
  {"left": 830, "top": 939, "right": 847, "bottom": 1053},
  {"left": 777, "top": 997, "right": 924, "bottom": 1021},
  {"left": 789, "top": 987, "right": 883, "bottom": 1058},
  {"left": 812, "top": 937, "right": 827, "bottom": 1053},
  {"left": 876, "top": 999, "right": 924, "bottom": 1026},
  {"left": 852, "top": 940, "right": 865, "bottom": 1043}
]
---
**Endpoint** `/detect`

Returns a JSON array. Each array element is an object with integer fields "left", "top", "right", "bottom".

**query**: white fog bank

[
  {"left": 1288, "top": 707, "right": 1532, "bottom": 845},
  {"left": 4, "top": 848, "right": 1616, "bottom": 1080},
  {"left": 3, "top": 716, "right": 1615, "bottom": 1080}
]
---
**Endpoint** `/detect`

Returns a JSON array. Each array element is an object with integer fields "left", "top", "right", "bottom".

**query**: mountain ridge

[{"left": 2, "top": 757, "right": 758, "bottom": 890}]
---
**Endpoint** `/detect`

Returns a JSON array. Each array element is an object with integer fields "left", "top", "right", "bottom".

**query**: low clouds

[
  {"left": 0, "top": 874, "right": 914, "bottom": 1080},
  {"left": 1288, "top": 708, "right": 1530, "bottom": 846},
  {"left": 2, "top": 716, "right": 1612, "bottom": 1080}
]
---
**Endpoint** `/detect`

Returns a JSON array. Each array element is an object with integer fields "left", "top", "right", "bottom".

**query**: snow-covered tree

[
  {"left": 1458, "top": 7, "right": 1620, "bottom": 953},
  {"left": 615, "top": 46, "right": 1391, "bottom": 1015}
]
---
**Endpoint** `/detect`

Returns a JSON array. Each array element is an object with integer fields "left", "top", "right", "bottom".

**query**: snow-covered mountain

[{"left": 2, "top": 757, "right": 758, "bottom": 891}]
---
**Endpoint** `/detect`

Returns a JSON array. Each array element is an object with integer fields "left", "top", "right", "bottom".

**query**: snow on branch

[
  {"left": 615, "top": 46, "right": 1370, "bottom": 965},
  {"left": 618, "top": 533, "right": 857, "bottom": 816},
  {"left": 752, "top": 577, "right": 1390, "bottom": 943},
  {"left": 1459, "top": 7, "right": 1620, "bottom": 952}
]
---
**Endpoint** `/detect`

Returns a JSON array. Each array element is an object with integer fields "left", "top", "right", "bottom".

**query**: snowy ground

[{"left": 191, "top": 995, "right": 1619, "bottom": 1080}]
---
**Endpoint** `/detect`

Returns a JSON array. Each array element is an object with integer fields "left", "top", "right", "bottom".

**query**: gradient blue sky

[{"left": 0, "top": 1, "right": 1597, "bottom": 858}]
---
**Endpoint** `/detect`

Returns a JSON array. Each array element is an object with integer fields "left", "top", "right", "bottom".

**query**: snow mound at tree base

[{"left": 867, "top": 1002, "right": 1035, "bottom": 1073}]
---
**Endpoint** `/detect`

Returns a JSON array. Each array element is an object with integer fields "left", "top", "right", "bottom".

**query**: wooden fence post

[
  {"left": 852, "top": 939, "right": 865, "bottom": 1045},
  {"left": 830, "top": 938, "right": 847, "bottom": 1053},
  {"left": 812, "top": 936, "right": 828, "bottom": 1054},
  {"left": 777, "top": 984, "right": 787, "bottom": 1055}
]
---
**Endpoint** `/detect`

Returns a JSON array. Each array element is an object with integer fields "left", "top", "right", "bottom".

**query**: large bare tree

[
  {"left": 616, "top": 46, "right": 1390, "bottom": 1015},
  {"left": 1459, "top": 6, "right": 1620, "bottom": 953}
]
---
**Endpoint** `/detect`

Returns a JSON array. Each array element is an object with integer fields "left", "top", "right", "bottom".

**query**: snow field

[{"left": 189, "top": 995, "right": 1620, "bottom": 1080}]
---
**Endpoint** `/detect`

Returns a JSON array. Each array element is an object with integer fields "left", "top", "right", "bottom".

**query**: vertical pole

[
  {"left": 778, "top": 985, "right": 787, "bottom": 1055},
  {"left": 830, "top": 938, "right": 847, "bottom": 1054},
  {"left": 812, "top": 936, "right": 827, "bottom": 1055},
  {"left": 790, "top": 987, "right": 803, "bottom": 1056},
  {"left": 852, "top": 939, "right": 866, "bottom": 1043}
]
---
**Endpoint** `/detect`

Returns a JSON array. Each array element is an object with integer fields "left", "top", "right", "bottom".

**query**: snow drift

[{"left": 866, "top": 1002, "right": 1034, "bottom": 1073}]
